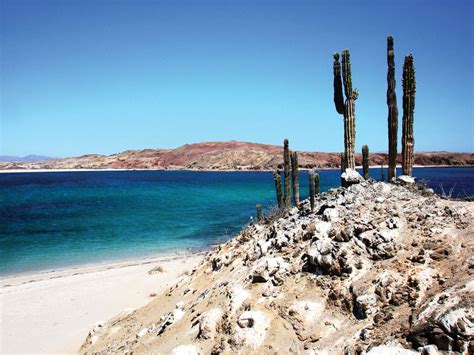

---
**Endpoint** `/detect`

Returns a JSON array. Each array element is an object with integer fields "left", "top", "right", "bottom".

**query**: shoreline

[
  {"left": 1, "top": 164, "right": 473, "bottom": 174},
  {"left": 0, "top": 250, "right": 208, "bottom": 286},
  {"left": 0, "top": 252, "right": 205, "bottom": 354}
]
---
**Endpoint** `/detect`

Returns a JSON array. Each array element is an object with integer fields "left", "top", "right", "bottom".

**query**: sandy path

[{"left": 0, "top": 254, "right": 203, "bottom": 354}]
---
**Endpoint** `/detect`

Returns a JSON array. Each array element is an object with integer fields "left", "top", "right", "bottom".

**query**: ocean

[{"left": 1, "top": 167, "right": 472, "bottom": 276}]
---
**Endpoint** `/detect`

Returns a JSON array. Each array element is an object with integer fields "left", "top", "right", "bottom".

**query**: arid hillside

[
  {"left": 1, "top": 141, "right": 473, "bottom": 171},
  {"left": 81, "top": 180, "right": 473, "bottom": 354}
]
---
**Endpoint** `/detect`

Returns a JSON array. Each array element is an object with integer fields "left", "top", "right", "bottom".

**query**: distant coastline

[
  {"left": 1, "top": 141, "right": 473, "bottom": 172},
  {"left": 1, "top": 164, "right": 473, "bottom": 174}
]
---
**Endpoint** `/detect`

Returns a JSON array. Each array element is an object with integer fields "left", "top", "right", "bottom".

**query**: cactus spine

[
  {"left": 290, "top": 151, "right": 300, "bottom": 208},
  {"left": 309, "top": 171, "right": 315, "bottom": 212},
  {"left": 333, "top": 50, "right": 358, "bottom": 171},
  {"left": 283, "top": 139, "right": 291, "bottom": 208},
  {"left": 273, "top": 170, "right": 283, "bottom": 208},
  {"left": 362, "top": 145, "right": 369, "bottom": 179},
  {"left": 387, "top": 36, "right": 399, "bottom": 181},
  {"left": 256, "top": 204, "right": 264, "bottom": 222},
  {"left": 402, "top": 54, "right": 416, "bottom": 176}
]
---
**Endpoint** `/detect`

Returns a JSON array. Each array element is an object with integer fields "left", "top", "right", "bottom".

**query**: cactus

[
  {"left": 314, "top": 173, "right": 320, "bottom": 194},
  {"left": 290, "top": 151, "right": 300, "bottom": 208},
  {"left": 273, "top": 170, "right": 284, "bottom": 208},
  {"left": 309, "top": 171, "right": 320, "bottom": 212},
  {"left": 340, "top": 152, "right": 346, "bottom": 173},
  {"left": 309, "top": 171, "right": 315, "bottom": 212},
  {"left": 362, "top": 145, "right": 369, "bottom": 179},
  {"left": 283, "top": 139, "right": 291, "bottom": 208},
  {"left": 387, "top": 36, "right": 399, "bottom": 181},
  {"left": 340, "top": 152, "right": 345, "bottom": 186},
  {"left": 333, "top": 50, "right": 358, "bottom": 171},
  {"left": 333, "top": 53, "right": 344, "bottom": 114},
  {"left": 256, "top": 204, "right": 264, "bottom": 222},
  {"left": 402, "top": 54, "right": 416, "bottom": 176}
]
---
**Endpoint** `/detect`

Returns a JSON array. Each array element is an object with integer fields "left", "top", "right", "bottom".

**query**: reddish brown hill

[{"left": 1, "top": 141, "right": 473, "bottom": 171}]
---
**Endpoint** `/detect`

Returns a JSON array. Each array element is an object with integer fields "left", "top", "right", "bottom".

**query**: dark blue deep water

[{"left": 1, "top": 167, "right": 473, "bottom": 276}]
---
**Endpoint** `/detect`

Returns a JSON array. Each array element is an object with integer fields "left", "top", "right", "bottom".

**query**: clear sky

[{"left": 1, "top": 0, "right": 472, "bottom": 157}]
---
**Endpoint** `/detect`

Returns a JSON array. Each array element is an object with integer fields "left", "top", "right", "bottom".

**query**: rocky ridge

[
  {"left": 81, "top": 181, "right": 473, "bottom": 354},
  {"left": 2, "top": 141, "right": 473, "bottom": 171}
]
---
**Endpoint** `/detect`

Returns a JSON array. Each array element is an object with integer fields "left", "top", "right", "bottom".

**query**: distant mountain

[
  {"left": 0, "top": 142, "right": 472, "bottom": 170},
  {"left": 0, "top": 155, "right": 56, "bottom": 163}
]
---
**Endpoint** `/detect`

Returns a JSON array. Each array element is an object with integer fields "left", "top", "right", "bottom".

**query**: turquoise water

[{"left": 1, "top": 167, "right": 473, "bottom": 276}]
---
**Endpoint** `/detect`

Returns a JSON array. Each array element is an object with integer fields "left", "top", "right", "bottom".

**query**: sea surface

[{"left": 1, "top": 167, "right": 473, "bottom": 276}]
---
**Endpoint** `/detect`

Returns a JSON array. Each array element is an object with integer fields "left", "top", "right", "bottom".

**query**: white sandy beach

[{"left": 0, "top": 254, "right": 203, "bottom": 354}]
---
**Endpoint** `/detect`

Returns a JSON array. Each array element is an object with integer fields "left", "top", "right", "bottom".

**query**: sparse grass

[
  {"left": 148, "top": 265, "right": 164, "bottom": 274},
  {"left": 265, "top": 205, "right": 287, "bottom": 223}
]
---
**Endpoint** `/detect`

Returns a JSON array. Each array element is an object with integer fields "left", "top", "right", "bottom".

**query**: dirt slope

[{"left": 80, "top": 181, "right": 473, "bottom": 354}]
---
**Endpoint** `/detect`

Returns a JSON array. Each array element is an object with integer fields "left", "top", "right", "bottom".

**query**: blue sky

[{"left": 1, "top": 0, "right": 472, "bottom": 157}]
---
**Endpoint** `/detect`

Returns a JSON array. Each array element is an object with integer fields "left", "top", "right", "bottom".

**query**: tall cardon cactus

[
  {"left": 362, "top": 145, "right": 369, "bottom": 179},
  {"left": 273, "top": 170, "right": 283, "bottom": 208},
  {"left": 387, "top": 36, "right": 399, "bottom": 181},
  {"left": 402, "top": 54, "right": 416, "bottom": 176},
  {"left": 333, "top": 51, "right": 358, "bottom": 170},
  {"left": 309, "top": 171, "right": 315, "bottom": 212},
  {"left": 290, "top": 151, "right": 300, "bottom": 208},
  {"left": 314, "top": 173, "right": 320, "bottom": 194},
  {"left": 283, "top": 139, "right": 291, "bottom": 208}
]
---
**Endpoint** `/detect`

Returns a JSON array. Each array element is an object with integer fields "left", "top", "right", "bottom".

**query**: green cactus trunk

[
  {"left": 283, "top": 139, "right": 291, "bottom": 208},
  {"left": 314, "top": 173, "right": 320, "bottom": 194},
  {"left": 402, "top": 54, "right": 416, "bottom": 177},
  {"left": 273, "top": 170, "right": 283, "bottom": 208},
  {"left": 344, "top": 98, "right": 356, "bottom": 169},
  {"left": 333, "top": 50, "right": 358, "bottom": 171},
  {"left": 340, "top": 152, "right": 346, "bottom": 186},
  {"left": 290, "top": 151, "right": 300, "bottom": 208},
  {"left": 309, "top": 171, "right": 315, "bottom": 212},
  {"left": 256, "top": 204, "right": 264, "bottom": 222},
  {"left": 387, "top": 36, "right": 399, "bottom": 181},
  {"left": 340, "top": 152, "right": 346, "bottom": 173},
  {"left": 362, "top": 145, "right": 369, "bottom": 179}
]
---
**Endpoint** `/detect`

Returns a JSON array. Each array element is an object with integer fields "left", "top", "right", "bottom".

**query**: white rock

[
  {"left": 171, "top": 345, "right": 200, "bottom": 355},
  {"left": 438, "top": 307, "right": 474, "bottom": 337},
  {"left": 323, "top": 207, "right": 339, "bottom": 222},
  {"left": 266, "top": 257, "right": 280, "bottom": 275},
  {"left": 235, "top": 311, "right": 269, "bottom": 349},
  {"left": 289, "top": 300, "right": 324, "bottom": 324},
  {"left": 230, "top": 286, "right": 250, "bottom": 312},
  {"left": 398, "top": 175, "right": 416, "bottom": 184},
  {"left": 198, "top": 308, "right": 222, "bottom": 339},
  {"left": 316, "top": 238, "right": 333, "bottom": 255},
  {"left": 417, "top": 345, "right": 441, "bottom": 355},
  {"left": 366, "top": 345, "right": 418, "bottom": 355},
  {"left": 316, "top": 221, "right": 332, "bottom": 238},
  {"left": 341, "top": 168, "right": 364, "bottom": 186},
  {"left": 257, "top": 239, "right": 272, "bottom": 256}
]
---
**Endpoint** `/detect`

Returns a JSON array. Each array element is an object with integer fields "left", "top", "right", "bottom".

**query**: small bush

[{"left": 148, "top": 265, "right": 164, "bottom": 274}]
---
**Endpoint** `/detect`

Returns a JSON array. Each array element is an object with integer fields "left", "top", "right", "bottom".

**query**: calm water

[{"left": 1, "top": 167, "right": 472, "bottom": 276}]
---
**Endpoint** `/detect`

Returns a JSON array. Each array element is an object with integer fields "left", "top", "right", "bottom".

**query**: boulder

[
  {"left": 398, "top": 175, "right": 416, "bottom": 185},
  {"left": 341, "top": 168, "right": 364, "bottom": 187}
]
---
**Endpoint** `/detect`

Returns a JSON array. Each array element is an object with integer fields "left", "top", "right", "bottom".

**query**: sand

[{"left": 0, "top": 254, "right": 203, "bottom": 354}]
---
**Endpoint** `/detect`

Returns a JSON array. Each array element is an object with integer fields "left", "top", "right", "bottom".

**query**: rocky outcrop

[
  {"left": 81, "top": 181, "right": 473, "bottom": 354},
  {"left": 1, "top": 141, "right": 473, "bottom": 171}
]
